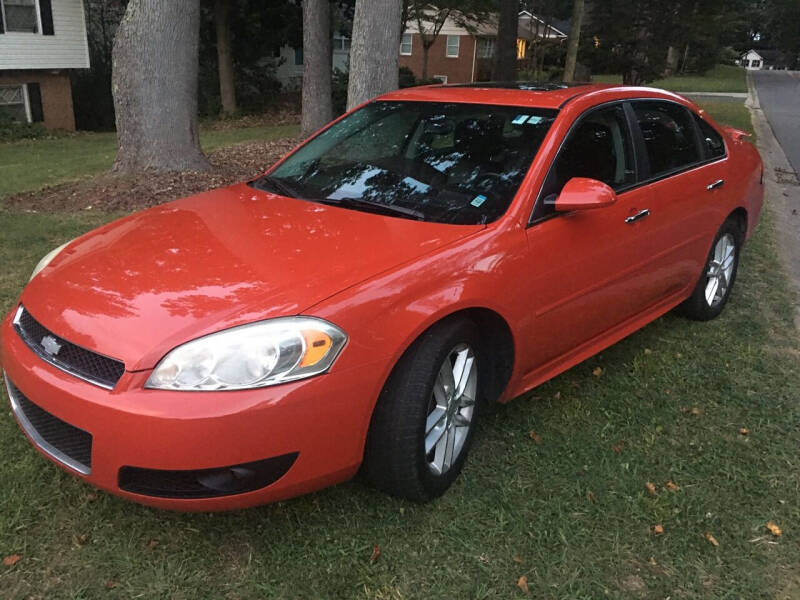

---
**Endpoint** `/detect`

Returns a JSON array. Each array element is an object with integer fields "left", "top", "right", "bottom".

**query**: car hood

[{"left": 21, "top": 183, "right": 483, "bottom": 371}]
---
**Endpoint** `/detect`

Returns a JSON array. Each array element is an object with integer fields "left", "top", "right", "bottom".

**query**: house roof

[{"left": 404, "top": 9, "right": 568, "bottom": 40}]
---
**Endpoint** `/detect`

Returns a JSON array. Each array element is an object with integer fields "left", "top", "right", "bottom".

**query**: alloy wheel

[
  {"left": 705, "top": 233, "right": 736, "bottom": 307},
  {"left": 424, "top": 344, "right": 477, "bottom": 475}
]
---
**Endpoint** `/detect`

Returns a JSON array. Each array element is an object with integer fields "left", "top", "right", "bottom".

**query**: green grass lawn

[
  {"left": 0, "top": 123, "right": 299, "bottom": 199},
  {"left": 2, "top": 105, "right": 799, "bottom": 599},
  {"left": 593, "top": 65, "right": 748, "bottom": 93}
]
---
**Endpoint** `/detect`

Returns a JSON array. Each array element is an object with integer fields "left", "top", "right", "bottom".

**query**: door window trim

[{"left": 527, "top": 98, "right": 729, "bottom": 227}]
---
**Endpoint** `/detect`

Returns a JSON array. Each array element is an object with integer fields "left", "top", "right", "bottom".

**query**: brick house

[
  {"left": 399, "top": 10, "right": 567, "bottom": 85},
  {"left": 0, "top": 0, "right": 89, "bottom": 130}
]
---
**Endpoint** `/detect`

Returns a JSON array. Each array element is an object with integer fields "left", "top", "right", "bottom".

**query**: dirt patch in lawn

[{"left": 1, "top": 137, "right": 299, "bottom": 213}]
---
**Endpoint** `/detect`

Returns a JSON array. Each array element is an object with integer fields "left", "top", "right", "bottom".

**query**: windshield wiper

[
  {"left": 318, "top": 197, "right": 426, "bottom": 221},
  {"left": 251, "top": 175, "right": 305, "bottom": 199}
]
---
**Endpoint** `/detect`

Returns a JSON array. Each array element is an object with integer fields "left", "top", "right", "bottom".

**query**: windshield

[{"left": 253, "top": 101, "right": 558, "bottom": 224}]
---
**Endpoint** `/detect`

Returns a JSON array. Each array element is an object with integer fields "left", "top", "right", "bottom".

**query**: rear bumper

[{"left": 0, "top": 307, "right": 386, "bottom": 511}]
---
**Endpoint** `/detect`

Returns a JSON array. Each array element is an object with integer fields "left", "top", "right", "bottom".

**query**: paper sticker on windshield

[
  {"left": 526, "top": 115, "right": 544, "bottom": 125},
  {"left": 512, "top": 114, "right": 529, "bottom": 125},
  {"left": 471, "top": 195, "right": 487, "bottom": 207}
]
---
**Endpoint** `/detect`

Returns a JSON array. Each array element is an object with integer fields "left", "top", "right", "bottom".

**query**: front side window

[
  {"left": 534, "top": 104, "right": 635, "bottom": 220},
  {"left": 446, "top": 35, "right": 460, "bottom": 58},
  {"left": 400, "top": 33, "right": 413, "bottom": 56},
  {"left": 0, "top": 84, "right": 29, "bottom": 123},
  {"left": 694, "top": 114, "right": 726, "bottom": 159},
  {"left": 256, "top": 101, "right": 557, "bottom": 224},
  {"left": 1, "top": 0, "right": 38, "bottom": 33},
  {"left": 632, "top": 101, "right": 700, "bottom": 178}
]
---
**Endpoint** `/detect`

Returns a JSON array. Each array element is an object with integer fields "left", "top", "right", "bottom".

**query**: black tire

[
  {"left": 363, "top": 317, "right": 482, "bottom": 502},
  {"left": 676, "top": 217, "right": 743, "bottom": 321}
]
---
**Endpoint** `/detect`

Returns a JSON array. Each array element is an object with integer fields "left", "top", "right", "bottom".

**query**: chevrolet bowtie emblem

[{"left": 41, "top": 335, "right": 62, "bottom": 356}]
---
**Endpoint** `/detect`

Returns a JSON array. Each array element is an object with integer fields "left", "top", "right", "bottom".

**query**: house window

[
  {"left": 1, "top": 0, "right": 39, "bottom": 33},
  {"left": 752, "top": 60, "right": 761, "bottom": 68},
  {"left": 743, "top": 59, "right": 750, "bottom": 67},
  {"left": 333, "top": 36, "right": 350, "bottom": 52},
  {"left": 446, "top": 35, "right": 459, "bottom": 58},
  {"left": 400, "top": 33, "right": 413, "bottom": 56},
  {"left": 477, "top": 37, "right": 494, "bottom": 58},
  {"left": 294, "top": 47, "right": 303, "bottom": 65},
  {"left": 433, "top": 75, "right": 448, "bottom": 84},
  {"left": 0, "top": 84, "right": 30, "bottom": 123}
]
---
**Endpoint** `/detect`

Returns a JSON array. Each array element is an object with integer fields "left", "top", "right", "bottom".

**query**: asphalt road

[{"left": 751, "top": 70, "right": 800, "bottom": 175}]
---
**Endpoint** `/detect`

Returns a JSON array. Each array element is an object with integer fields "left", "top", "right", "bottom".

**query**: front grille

[
  {"left": 118, "top": 453, "right": 298, "bottom": 499},
  {"left": 13, "top": 306, "right": 125, "bottom": 389},
  {"left": 4, "top": 377, "right": 93, "bottom": 474}
]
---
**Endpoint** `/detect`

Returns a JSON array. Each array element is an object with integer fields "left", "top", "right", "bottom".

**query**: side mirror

[{"left": 554, "top": 177, "right": 617, "bottom": 212}]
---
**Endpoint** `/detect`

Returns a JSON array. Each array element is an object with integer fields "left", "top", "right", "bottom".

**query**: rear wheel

[
  {"left": 363, "top": 318, "right": 482, "bottom": 502},
  {"left": 677, "top": 217, "right": 742, "bottom": 321}
]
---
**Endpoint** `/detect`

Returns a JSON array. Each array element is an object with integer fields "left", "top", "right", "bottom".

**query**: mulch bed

[{"left": 2, "top": 137, "right": 300, "bottom": 213}]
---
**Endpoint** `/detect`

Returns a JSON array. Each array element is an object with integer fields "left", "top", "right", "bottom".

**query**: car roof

[{"left": 378, "top": 82, "right": 678, "bottom": 110}]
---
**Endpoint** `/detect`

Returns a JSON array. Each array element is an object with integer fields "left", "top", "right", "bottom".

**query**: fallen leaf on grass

[
  {"left": 587, "top": 490, "right": 596, "bottom": 503},
  {"left": 648, "top": 556, "right": 657, "bottom": 566},
  {"left": 682, "top": 406, "right": 703, "bottom": 416},
  {"left": 739, "top": 427, "right": 750, "bottom": 436},
  {"left": 653, "top": 524, "right": 664, "bottom": 535},
  {"left": 528, "top": 431, "right": 542, "bottom": 444},
  {"left": 147, "top": 538, "right": 160, "bottom": 549},
  {"left": 644, "top": 348, "right": 653, "bottom": 355},
  {"left": 645, "top": 482, "right": 657, "bottom": 496},
  {"left": 553, "top": 391, "right": 561, "bottom": 400},
  {"left": 517, "top": 575, "right": 530, "bottom": 595},
  {"left": 665, "top": 480, "right": 680, "bottom": 491},
  {"left": 3, "top": 554, "right": 21, "bottom": 566},
  {"left": 592, "top": 367, "right": 604, "bottom": 377},
  {"left": 766, "top": 521, "right": 782, "bottom": 537},
  {"left": 105, "top": 581, "right": 119, "bottom": 590},
  {"left": 705, "top": 532, "right": 719, "bottom": 546},
  {"left": 612, "top": 441, "right": 624, "bottom": 454},
  {"left": 513, "top": 554, "right": 523, "bottom": 563},
  {"left": 370, "top": 544, "right": 381, "bottom": 562},
  {"left": 76, "top": 533, "right": 90, "bottom": 546}
]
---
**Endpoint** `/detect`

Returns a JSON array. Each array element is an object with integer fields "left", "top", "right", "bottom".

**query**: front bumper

[{"left": 0, "top": 307, "right": 386, "bottom": 511}]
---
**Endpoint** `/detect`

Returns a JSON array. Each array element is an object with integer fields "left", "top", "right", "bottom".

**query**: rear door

[{"left": 627, "top": 100, "right": 728, "bottom": 295}]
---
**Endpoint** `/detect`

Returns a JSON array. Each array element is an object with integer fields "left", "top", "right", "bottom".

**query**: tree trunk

[
  {"left": 493, "top": 0, "right": 518, "bottom": 81},
  {"left": 347, "top": 0, "right": 402, "bottom": 111},
  {"left": 111, "top": 0, "right": 209, "bottom": 173},
  {"left": 562, "top": 0, "right": 584, "bottom": 82},
  {"left": 663, "top": 45, "right": 679, "bottom": 77},
  {"left": 215, "top": 0, "right": 237, "bottom": 116},
  {"left": 301, "top": 0, "right": 333, "bottom": 137},
  {"left": 422, "top": 44, "right": 430, "bottom": 80}
]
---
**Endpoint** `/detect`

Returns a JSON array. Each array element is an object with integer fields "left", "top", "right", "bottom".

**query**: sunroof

[{"left": 448, "top": 81, "right": 587, "bottom": 91}]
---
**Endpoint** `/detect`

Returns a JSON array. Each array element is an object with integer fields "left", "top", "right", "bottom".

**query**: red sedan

[{"left": 1, "top": 83, "right": 763, "bottom": 510}]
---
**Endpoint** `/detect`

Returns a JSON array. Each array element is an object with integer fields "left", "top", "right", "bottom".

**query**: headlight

[
  {"left": 29, "top": 240, "right": 72, "bottom": 281},
  {"left": 145, "top": 317, "right": 347, "bottom": 391}
]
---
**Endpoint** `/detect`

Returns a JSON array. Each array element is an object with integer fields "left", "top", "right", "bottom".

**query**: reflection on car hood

[{"left": 21, "top": 183, "right": 483, "bottom": 371}]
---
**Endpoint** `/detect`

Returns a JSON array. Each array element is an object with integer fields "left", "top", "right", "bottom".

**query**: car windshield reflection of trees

[{"left": 255, "top": 102, "right": 557, "bottom": 225}]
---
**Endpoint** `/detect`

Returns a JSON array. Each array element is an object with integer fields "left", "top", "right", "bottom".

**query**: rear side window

[
  {"left": 694, "top": 114, "right": 726, "bottom": 159},
  {"left": 632, "top": 101, "right": 701, "bottom": 177}
]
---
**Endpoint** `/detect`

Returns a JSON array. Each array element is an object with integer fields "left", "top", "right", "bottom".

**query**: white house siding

[{"left": 0, "top": 0, "right": 90, "bottom": 70}]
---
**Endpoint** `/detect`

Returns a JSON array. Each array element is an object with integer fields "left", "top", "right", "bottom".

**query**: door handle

[
  {"left": 625, "top": 209, "right": 650, "bottom": 224},
  {"left": 706, "top": 179, "right": 725, "bottom": 191}
]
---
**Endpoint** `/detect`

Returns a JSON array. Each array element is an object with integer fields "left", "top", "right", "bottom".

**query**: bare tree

[
  {"left": 112, "top": 0, "right": 209, "bottom": 173},
  {"left": 493, "top": 0, "right": 518, "bottom": 81},
  {"left": 302, "top": 0, "right": 333, "bottom": 137},
  {"left": 563, "top": 0, "right": 584, "bottom": 81},
  {"left": 215, "top": 0, "right": 237, "bottom": 115},
  {"left": 410, "top": 4, "right": 452, "bottom": 80},
  {"left": 347, "top": 0, "right": 402, "bottom": 111}
]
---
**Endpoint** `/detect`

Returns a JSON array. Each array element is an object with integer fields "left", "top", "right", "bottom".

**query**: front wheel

[
  {"left": 677, "top": 217, "right": 742, "bottom": 321},
  {"left": 363, "top": 318, "right": 482, "bottom": 502}
]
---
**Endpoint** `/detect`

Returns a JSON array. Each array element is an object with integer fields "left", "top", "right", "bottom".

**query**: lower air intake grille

[
  {"left": 5, "top": 377, "right": 92, "bottom": 474},
  {"left": 13, "top": 306, "right": 125, "bottom": 389}
]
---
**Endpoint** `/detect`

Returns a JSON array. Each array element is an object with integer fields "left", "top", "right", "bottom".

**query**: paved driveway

[{"left": 751, "top": 70, "right": 800, "bottom": 174}]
